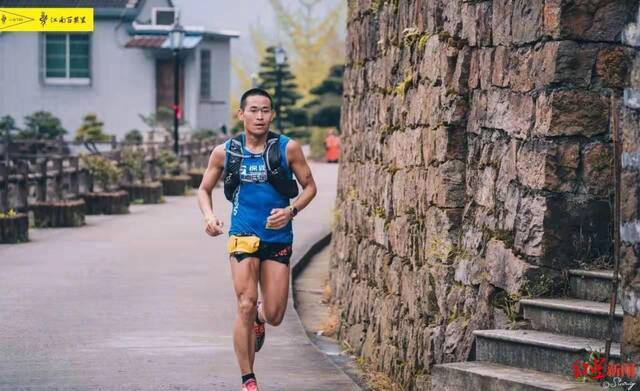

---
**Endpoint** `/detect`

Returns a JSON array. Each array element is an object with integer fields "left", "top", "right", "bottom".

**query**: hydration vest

[{"left": 223, "top": 131, "right": 299, "bottom": 202}]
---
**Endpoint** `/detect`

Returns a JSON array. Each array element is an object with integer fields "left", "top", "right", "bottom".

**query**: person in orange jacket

[{"left": 324, "top": 129, "right": 340, "bottom": 163}]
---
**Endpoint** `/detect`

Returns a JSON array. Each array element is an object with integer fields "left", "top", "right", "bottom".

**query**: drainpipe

[{"left": 605, "top": 93, "right": 622, "bottom": 365}]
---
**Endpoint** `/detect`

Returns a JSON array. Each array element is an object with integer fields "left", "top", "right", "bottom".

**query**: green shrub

[
  {"left": 157, "top": 150, "right": 181, "bottom": 176},
  {"left": 124, "top": 129, "right": 143, "bottom": 144},
  {"left": 75, "top": 113, "right": 111, "bottom": 143},
  {"left": 81, "top": 154, "right": 121, "bottom": 190},
  {"left": 20, "top": 111, "right": 67, "bottom": 140},
  {"left": 121, "top": 147, "right": 146, "bottom": 183}
]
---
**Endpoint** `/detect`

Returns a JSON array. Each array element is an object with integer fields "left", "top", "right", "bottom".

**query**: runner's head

[{"left": 238, "top": 88, "right": 274, "bottom": 136}]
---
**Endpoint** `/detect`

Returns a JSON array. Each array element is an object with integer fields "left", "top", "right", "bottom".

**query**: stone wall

[{"left": 332, "top": 0, "right": 639, "bottom": 388}]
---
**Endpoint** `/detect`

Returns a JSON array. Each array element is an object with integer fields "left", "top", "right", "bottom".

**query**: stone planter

[
  {"left": 30, "top": 199, "right": 85, "bottom": 228},
  {"left": 122, "top": 182, "right": 163, "bottom": 204},
  {"left": 188, "top": 170, "right": 204, "bottom": 188},
  {"left": 82, "top": 191, "right": 130, "bottom": 215},
  {"left": 0, "top": 213, "right": 29, "bottom": 244},
  {"left": 160, "top": 175, "right": 190, "bottom": 196}
]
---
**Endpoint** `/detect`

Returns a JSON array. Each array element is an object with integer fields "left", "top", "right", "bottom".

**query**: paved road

[{"left": 0, "top": 162, "right": 357, "bottom": 391}]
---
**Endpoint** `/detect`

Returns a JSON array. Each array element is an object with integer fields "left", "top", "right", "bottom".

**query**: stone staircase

[{"left": 432, "top": 270, "right": 622, "bottom": 390}]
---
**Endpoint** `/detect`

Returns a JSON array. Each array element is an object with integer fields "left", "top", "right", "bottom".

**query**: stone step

[
  {"left": 568, "top": 269, "right": 620, "bottom": 303},
  {"left": 521, "top": 298, "right": 623, "bottom": 342},
  {"left": 431, "top": 361, "right": 601, "bottom": 390},
  {"left": 474, "top": 329, "right": 620, "bottom": 377}
]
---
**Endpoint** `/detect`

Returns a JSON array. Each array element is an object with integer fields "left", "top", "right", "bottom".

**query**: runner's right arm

[{"left": 197, "top": 144, "right": 226, "bottom": 237}]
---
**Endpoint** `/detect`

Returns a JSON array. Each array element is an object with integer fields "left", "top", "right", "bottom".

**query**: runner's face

[{"left": 238, "top": 95, "right": 274, "bottom": 136}]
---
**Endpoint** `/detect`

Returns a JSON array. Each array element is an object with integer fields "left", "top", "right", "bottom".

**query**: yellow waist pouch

[{"left": 227, "top": 235, "right": 260, "bottom": 254}]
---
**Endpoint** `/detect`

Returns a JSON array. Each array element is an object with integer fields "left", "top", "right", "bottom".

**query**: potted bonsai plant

[
  {"left": 80, "top": 154, "right": 129, "bottom": 215},
  {"left": 0, "top": 208, "right": 28, "bottom": 244},
  {"left": 157, "top": 150, "right": 190, "bottom": 196},
  {"left": 120, "top": 147, "right": 163, "bottom": 204}
]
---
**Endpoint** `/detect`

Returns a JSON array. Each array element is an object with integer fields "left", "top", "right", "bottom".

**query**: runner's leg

[
  {"left": 230, "top": 256, "right": 260, "bottom": 373},
  {"left": 259, "top": 259, "right": 290, "bottom": 326}
]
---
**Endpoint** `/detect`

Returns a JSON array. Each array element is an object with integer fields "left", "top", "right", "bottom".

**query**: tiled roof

[
  {"left": 0, "top": 0, "right": 138, "bottom": 8},
  {"left": 124, "top": 36, "right": 165, "bottom": 48}
]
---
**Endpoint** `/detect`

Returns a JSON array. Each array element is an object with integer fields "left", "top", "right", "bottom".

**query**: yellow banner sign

[{"left": 0, "top": 8, "right": 94, "bottom": 31}]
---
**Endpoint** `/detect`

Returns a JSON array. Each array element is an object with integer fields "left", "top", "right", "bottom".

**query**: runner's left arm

[
  {"left": 266, "top": 140, "right": 317, "bottom": 228},
  {"left": 287, "top": 139, "right": 317, "bottom": 213}
]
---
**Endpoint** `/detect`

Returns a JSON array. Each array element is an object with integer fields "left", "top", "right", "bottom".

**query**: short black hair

[{"left": 240, "top": 88, "right": 273, "bottom": 110}]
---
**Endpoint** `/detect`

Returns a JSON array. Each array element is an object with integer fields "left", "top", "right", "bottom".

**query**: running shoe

[
  {"left": 254, "top": 301, "right": 265, "bottom": 352},
  {"left": 241, "top": 378, "right": 259, "bottom": 391}
]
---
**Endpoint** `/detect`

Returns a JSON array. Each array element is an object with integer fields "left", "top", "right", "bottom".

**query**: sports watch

[{"left": 288, "top": 205, "right": 298, "bottom": 219}]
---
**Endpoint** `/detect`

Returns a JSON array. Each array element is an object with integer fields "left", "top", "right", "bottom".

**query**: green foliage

[
  {"left": 258, "top": 45, "right": 303, "bottom": 130},
  {"left": 0, "top": 115, "right": 20, "bottom": 137},
  {"left": 310, "top": 127, "right": 329, "bottom": 159},
  {"left": 494, "top": 290, "right": 524, "bottom": 327},
  {"left": 305, "top": 64, "right": 343, "bottom": 129},
  {"left": 124, "top": 129, "right": 143, "bottom": 144},
  {"left": 20, "top": 111, "right": 67, "bottom": 140},
  {"left": 81, "top": 154, "right": 121, "bottom": 190},
  {"left": 120, "top": 147, "right": 145, "bottom": 183},
  {"left": 156, "top": 150, "right": 181, "bottom": 176},
  {"left": 286, "top": 107, "right": 309, "bottom": 127},
  {"left": 75, "top": 113, "right": 110, "bottom": 143},
  {"left": 266, "top": 0, "right": 345, "bottom": 100}
]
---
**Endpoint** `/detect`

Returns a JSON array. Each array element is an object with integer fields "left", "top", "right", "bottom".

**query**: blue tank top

[{"left": 225, "top": 133, "right": 294, "bottom": 243}]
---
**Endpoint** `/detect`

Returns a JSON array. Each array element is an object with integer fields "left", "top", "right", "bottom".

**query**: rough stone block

[
  {"left": 392, "top": 168, "right": 426, "bottom": 216},
  {"left": 534, "top": 90, "right": 610, "bottom": 137},
  {"left": 595, "top": 46, "right": 634, "bottom": 88},
  {"left": 426, "top": 160, "right": 466, "bottom": 208},
  {"left": 582, "top": 142, "right": 613, "bottom": 197},
  {"left": 514, "top": 193, "right": 546, "bottom": 258},
  {"left": 422, "top": 125, "right": 467, "bottom": 165},
  {"left": 468, "top": 89, "right": 535, "bottom": 139},
  {"left": 492, "top": 0, "right": 513, "bottom": 46},
  {"left": 461, "top": 1, "right": 493, "bottom": 47},
  {"left": 516, "top": 139, "right": 580, "bottom": 192},
  {"left": 544, "top": 0, "right": 635, "bottom": 42},
  {"left": 511, "top": 0, "right": 544, "bottom": 44},
  {"left": 384, "top": 128, "right": 423, "bottom": 168},
  {"left": 484, "top": 239, "right": 539, "bottom": 295}
]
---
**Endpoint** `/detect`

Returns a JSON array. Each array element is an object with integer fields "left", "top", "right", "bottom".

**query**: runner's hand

[
  {"left": 204, "top": 216, "right": 224, "bottom": 237},
  {"left": 266, "top": 208, "right": 291, "bottom": 229}
]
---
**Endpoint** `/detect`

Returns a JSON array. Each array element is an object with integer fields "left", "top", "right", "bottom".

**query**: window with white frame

[
  {"left": 44, "top": 33, "right": 90, "bottom": 84},
  {"left": 200, "top": 49, "right": 211, "bottom": 100}
]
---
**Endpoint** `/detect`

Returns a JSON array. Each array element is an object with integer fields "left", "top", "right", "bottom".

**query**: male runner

[{"left": 197, "top": 88, "right": 317, "bottom": 391}]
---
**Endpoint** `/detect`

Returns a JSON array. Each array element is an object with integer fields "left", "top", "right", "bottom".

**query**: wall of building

[{"left": 0, "top": 20, "right": 155, "bottom": 139}]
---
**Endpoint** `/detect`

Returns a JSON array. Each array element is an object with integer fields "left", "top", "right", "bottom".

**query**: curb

[
  {"left": 291, "top": 231, "right": 332, "bottom": 280},
  {"left": 290, "top": 232, "right": 364, "bottom": 391}
]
